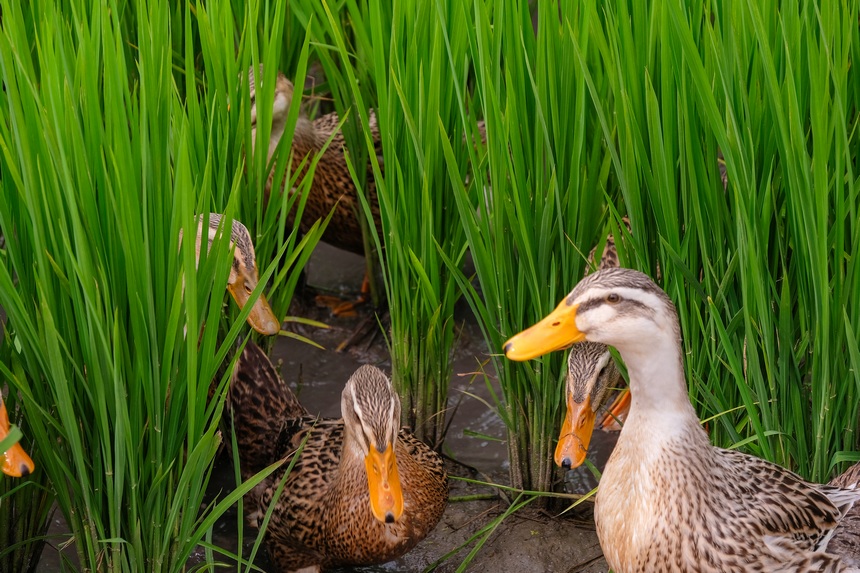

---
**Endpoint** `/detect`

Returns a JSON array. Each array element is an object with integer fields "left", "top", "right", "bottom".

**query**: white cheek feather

[
  {"left": 350, "top": 393, "right": 376, "bottom": 453},
  {"left": 386, "top": 381, "right": 397, "bottom": 439},
  {"left": 574, "top": 286, "right": 667, "bottom": 338}
]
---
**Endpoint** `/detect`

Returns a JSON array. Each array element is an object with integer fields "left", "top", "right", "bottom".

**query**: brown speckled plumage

[
  {"left": 506, "top": 268, "right": 860, "bottom": 572},
  {"left": 585, "top": 216, "right": 631, "bottom": 273},
  {"left": 228, "top": 342, "right": 448, "bottom": 572}
]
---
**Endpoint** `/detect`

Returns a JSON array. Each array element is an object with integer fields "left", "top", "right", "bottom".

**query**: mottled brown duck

[
  {"left": 554, "top": 342, "right": 624, "bottom": 469},
  {"left": 181, "top": 213, "right": 281, "bottom": 336},
  {"left": 505, "top": 268, "right": 860, "bottom": 572},
  {"left": 229, "top": 341, "right": 448, "bottom": 572},
  {"left": 248, "top": 67, "right": 381, "bottom": 257}
]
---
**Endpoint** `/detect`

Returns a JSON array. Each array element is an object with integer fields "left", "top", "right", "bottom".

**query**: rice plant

[
  {"left": 577, "top": 0, "right": 860, "bottom": 481},
  {"left": 0, "top": 0, "right": 318, "bottom": 570},
  {"left": 289, "top": 0, "right": 384, "bottom": 305},
  {"left": 192, "top": 0, "right": 332, "bottom": 353},
  {"left": 440, "top": 0, "right": 614, "bottom": 491},
  {"left": 290, "top": 0, "right": 474, "bottom": 447}
]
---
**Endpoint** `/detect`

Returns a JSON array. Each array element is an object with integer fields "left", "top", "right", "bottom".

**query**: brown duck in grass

[
  {"left": 505, "top": 267, "right": 860, "bottom": 572},
  {"left": 246, "top": 66, "right": 487, "bottom": 315},
  {"left": 248, "top": 66, "right": 382, "bottom": 258},
  {"left": 228, "top": 341, "right": 448, "bottom": 572}
]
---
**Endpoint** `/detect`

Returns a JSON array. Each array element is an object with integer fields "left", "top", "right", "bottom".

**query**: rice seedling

[
  {"left": 0, "top": 0, "right": 319, "bottom": 570},
  {"left": 580, "top": 0, "right": 860, "bottom": 481},
  {"left": 0, "top": 476, "right": 52, "bottom": 573},
  {"left": 440, "top": 0, "right": 614, "bottom": 491},
  {"left": 294, "top": 0, "right": 474, "bottom": 447},
  {"left": 288, "top": 0, "right": 384, "bottom": 306}
]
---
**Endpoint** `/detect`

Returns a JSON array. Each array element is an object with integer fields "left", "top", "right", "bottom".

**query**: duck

[
  {"left": 246, "top": 67, "right": 489, "bottom": 317},
  {"left": 572, "top": 215, "right": 634, "bottom": 436},
  {"left": 228, "top": 341, "right": 448, "bottom": 572},
  {"left": 504, "top": 267, "right": 860, "bottom": 572},
  {"left": 180, "top": 213, "right": 281, "bottom": 336},
  {"left": 555, "top": 342, "right": 624, "bottom": 469},
  {"left": 0, "top": 396, "right": 34, "bottom": 478},
  {"left": 247, "top": 66, "right": 382, "bottom": 258}
]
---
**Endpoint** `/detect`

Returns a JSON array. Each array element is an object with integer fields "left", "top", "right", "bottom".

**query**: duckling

[
  {"left": 229, "top": 341, "right": 448, "bottom": 572},
  {"left": 505, "top": 268, "right": 860, "bottom": 572}
]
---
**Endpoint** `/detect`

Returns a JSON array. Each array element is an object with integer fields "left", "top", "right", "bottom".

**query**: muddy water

[{"left": 34, "top": 244, "right": 614, "bottom": 572}]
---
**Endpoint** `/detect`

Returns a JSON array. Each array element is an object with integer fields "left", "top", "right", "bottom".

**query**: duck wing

[
  {"left": 228, "top": 340, "right": 308, "bottom": 471},
  {"left": 828, "top": 462, "right": 860, "bottom": 566},
  {"left": 718, "top": 448, "right": 860, "bottom": 555}
]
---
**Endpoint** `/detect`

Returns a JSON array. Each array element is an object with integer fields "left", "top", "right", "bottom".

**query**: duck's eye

[
  {"left": 244, "top": 284, "right": 254, "bottom": 295},
  {"left": 607, "top": 293, "right": 621, "bottom": 304}
]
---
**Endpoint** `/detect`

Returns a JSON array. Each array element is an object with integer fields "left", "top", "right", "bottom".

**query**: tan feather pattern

[
  {"left": 505, "top": 268, "right": 860, "bottom": 572},
  {"left": 828, "top": 463, "right": 860, "bottom": 566}
]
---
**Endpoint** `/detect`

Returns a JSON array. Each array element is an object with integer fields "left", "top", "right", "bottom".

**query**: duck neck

[
  {"left": 621, "top": 330, "right": 700, "bottom": 433},
  {"left": 268, "top": 116, "right": 318, "bottom": 164}
]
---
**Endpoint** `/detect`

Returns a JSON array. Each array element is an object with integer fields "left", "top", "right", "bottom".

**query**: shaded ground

[{"left": 34, "top": 243, "right": 614, "bottom": 572}]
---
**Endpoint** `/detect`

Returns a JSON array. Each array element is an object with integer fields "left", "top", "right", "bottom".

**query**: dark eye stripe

[
  {"left": 578, "top": 296, "right": 605, "bottom": 314},
  {"left": 577, "top": 295, "right": 653, "bottom": 318}
]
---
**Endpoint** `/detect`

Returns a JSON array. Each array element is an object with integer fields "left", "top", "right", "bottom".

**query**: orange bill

[
  {"left": 364, "top": 443, "right": 404, "bottom": 524},
  {"left": 227, "top": 281, "right": 281, "bottom": 336},
  {"left": 0, "top": 401, "right": 35, "bottom": 478},
  {"left": 504, "top": 300, "right": 584, "bottom": 361},
  {"left": 555, "top": 393, "right": 595, "bottom": 469},
  {"left": 600, "top": 388, "right": 631, "bottom": 430}
]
